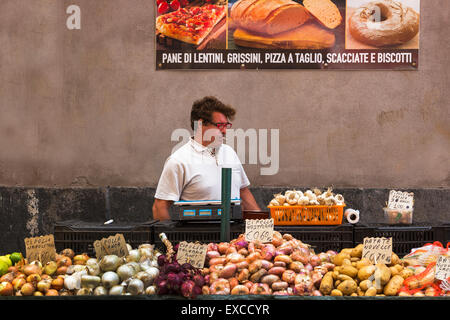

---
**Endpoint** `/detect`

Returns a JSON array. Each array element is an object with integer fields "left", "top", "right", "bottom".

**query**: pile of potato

[{"left": 319, "top": 244, "right": 414, "bottom": 296}]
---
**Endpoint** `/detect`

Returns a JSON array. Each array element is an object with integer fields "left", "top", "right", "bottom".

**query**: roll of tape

[{"left": 345, "top": 209, "right": 360, "bottom": 224}]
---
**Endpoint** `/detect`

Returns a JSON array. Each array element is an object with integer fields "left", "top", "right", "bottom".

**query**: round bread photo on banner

[
  {"left": 228, "top": 0, "right": 347, "bottom": 50},
  {"left": 155, "top": 0, "right": 227, "bottom": 50},
  {"left": 345, "top": 0, "right": 420, "bottom": 49}
]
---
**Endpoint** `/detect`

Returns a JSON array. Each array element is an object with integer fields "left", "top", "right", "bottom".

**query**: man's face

[{"left": 202, "top": 112, "right": 229, "bottom": 147}]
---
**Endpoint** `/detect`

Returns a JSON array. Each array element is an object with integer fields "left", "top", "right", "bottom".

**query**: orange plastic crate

[{"left": 268, "top": 205, "right": 345, "bottom": 225}]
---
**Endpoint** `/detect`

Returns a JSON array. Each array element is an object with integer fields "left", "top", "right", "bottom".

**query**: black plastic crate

[
  {"left": 354, "top": 224, "right": 447, "bottom": 258},
  {"left": 274, "top": 224, "right": 354, "bottom": 254},
  {"left": 54, "top": 220, "right": 157, "bottom": 256},
  {"left": 153, "top": 221, "right": 245, "bottom": 250},
  {"left": 444, "top": 223, "right": 450, "bottom": 246}
]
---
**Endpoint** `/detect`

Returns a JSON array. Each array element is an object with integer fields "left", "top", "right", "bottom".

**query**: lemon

[
  {"left": 0, "top": 261, "right": 8, "bottom": 276},
  {"left": 0, "top": 256, "right": 12, "bottom": 268},
  {"left": 10, "top": 252, "right": 23, "bottom": 265}
]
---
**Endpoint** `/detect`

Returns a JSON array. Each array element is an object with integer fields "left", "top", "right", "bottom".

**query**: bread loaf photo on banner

[{"left": 230, "top": 0, "right": 343, "bottom": 49}]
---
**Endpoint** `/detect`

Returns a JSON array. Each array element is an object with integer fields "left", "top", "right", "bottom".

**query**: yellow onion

[
  {"left": 37, "top": 279, "right": 52, "bottom": 293},
  {"left": 26, "top": 274, "right": 41, "bottom": 284},
  {"left": 60, "top": 249, "right": 75, "bottom": 259},
  {"left": 12, "top": 277, "right": 26, "bottom": 291},
  {"left": 23, "top": 261, "right": 42, "bottom": 276},
  {"left": 33, "top": 291, "right": 44, "bottom": 296},
  {"left": 20, "top": 282, "right": 35, "bottom": 296},
  {"left": 51, "top": 276, "right": 64, "bottom": 291},
  {"left": 45, "top": 289, "right": 59, "bottom": 296},
  {"left": 0, "top": 282, "right": 14, "bottom": 296},
  {"left": 73, "top": 254, "right": 90, "bottom": 265},
  {"left": 57, "top": 256, "right": 72, "bottom": 268},
  {"left": 43, "top": 261, "right": 58, "bottom": 276}
]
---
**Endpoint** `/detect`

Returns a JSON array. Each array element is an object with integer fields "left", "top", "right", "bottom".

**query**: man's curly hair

[{"left": 190, "top": 96, "right": 236, "bottom": 130}]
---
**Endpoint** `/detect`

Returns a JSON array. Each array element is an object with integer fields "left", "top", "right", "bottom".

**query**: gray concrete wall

[{"left": 0, "top": 0, "right": 449, "bottom": 189}]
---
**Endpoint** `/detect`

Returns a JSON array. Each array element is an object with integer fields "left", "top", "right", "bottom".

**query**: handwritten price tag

[
  {"left": 388, "top": 190, "right": 414, "bottom": 210},
  {"left": 93, "top": 234, "right": 129, "bottom": 259},
  {"left": 245, "top": 218, "right": 274, "bottom": 243},
  {"left": 362, "top": 237, "right": 392, "bottom": 264},
  {"left": 24, "top": 234, "right": 56, "bottom": 265},
  {"left": 435, "top": 256, "right": 450, "bottom": 281},
  {"left": 176, "top": 241, "right": 208, "bottom": 269}
]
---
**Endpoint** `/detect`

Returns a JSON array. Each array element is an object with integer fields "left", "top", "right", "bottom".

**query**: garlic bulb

[
  {"left": 269, "top": 199, "right": 280, "bottom": 206},
  {"left": 286, "top": 191, "right": 300, "bottom": 205},
  {"left": 335, "top": 194, "right": 345, "bottom": 205},
  {"left": 297, "top": 196, "right": 310, "bottom": 206},
  {"left": 274, "top": 193, "right": 286, "bottom": 205}
]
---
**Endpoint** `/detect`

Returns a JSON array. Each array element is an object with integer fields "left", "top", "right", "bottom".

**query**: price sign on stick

[
  {"left": 176, "top": 241, "right": 208, "bottom": 269},
  {"left": 245, "top": 218, "right": 274, "bottom": 243},
  {"left": 435, "top": 256, "right": 450, "bottom": 281},
  {"left": 362, "top": 237, "right": 392, "bottom": 264},
  {"left": 388, "top": 190, "right": 414, "bottom": 210},
  {"left": 24, "top": 234, "right": 56, "bottom": 265},
  {"left": 94, "top": 233, "right": 129, "bottom": 260}
]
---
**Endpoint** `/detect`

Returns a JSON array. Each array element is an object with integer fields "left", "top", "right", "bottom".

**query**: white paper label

[
  {"left": 435, "top": 256, "right": 450, "bottom": 281},
  {"left": 388, "top": 190, "right": 414, "bottom": 210},
  {"left": 245, "top": 218, "right": 274, "bottom": 243}
]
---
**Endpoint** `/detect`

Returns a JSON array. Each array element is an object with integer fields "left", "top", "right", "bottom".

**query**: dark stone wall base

[{"left": 1, "top": 186, "right": 449, "bottom": 253}]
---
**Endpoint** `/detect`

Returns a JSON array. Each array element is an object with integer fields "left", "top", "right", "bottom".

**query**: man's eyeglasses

[{"left": 210, "top": 122, "right": 232, "bottom": 129}]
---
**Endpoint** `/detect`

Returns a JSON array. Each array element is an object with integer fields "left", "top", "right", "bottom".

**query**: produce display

[
  {"left": 268, "top": 188, "right": 345, "bottom": 207},
  {"left": 319, "top": 244, "right": 410, "bottom": 296},
  {"left": 200, "top": 232, "right": 336, "bottom": 296},
  {"left": 0, "top": 245, "right": 161, "bottom": 296},
  {"left": 1, "top": 233, "right": 449, "bottom": 297}
]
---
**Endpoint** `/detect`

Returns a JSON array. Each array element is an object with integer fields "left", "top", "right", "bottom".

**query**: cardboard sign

[
  {"left": 24, "top": 234, "right": 56, "bottom": 265},
  {"left": 388, "top": 190, "right": 414, "bottom": 210},
  {"left": 245, "top": 218, "right": 274, "bottom": 243},
  {"left": 176, "top": 241, "right": 208, "bottom": 269},
  {"left": 94, "top": 233, "right": 129, "bottom": 259},
  {"left": 362, "top": 237, "right": 392, "bottom": 264},
  {"left": 435, "top": 256, "right": 450, "bottom": 281}
]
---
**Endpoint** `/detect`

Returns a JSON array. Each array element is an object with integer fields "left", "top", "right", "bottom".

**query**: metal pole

[{"left": 220, "top": 168, "right": 232, "bottom": 242}]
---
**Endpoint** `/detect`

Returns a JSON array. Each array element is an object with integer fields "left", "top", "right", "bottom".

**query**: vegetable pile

[
  {"left": 200, "top": 232, "right": 337, "bottom": 295},
  {"left": 319, "top": 244, "right": 411, "bottom": 296},
  {"left": 269, "top": 188, "right": 345, "bottom": 207},
  {"left": 155, "top": 233, "right": 206, "bottom": 298}
]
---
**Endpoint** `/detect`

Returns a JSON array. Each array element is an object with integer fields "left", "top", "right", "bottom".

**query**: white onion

[
  {"left": 76, "top": 288, "right": 92, "bottom": 296},
  {"left": 109, "top": 285, "right": 125, "bottom": 295},
  {"left": 126, "top": 278, "right": 144, "bottom": 295},
  {"left": 126, "top": 249, "right": 141, "bottom": 263},
  {"left": 81, "top": 275, "right": 101, "bottom": 289},
  {"left": 99, "top": 255, "right": 123, "bottom": 272},
  {"left": 117, "top": 264, "right": 137, "bottom": 281},
  {"left": 86, "top": 258, "right": 98, "bottom": 266},
  {"left": 126, "top": 262, "right": 141, "bottom": 274},
  {"left": 135, "top": 270, "right": 158, "bottom": 288},
  {"left": 87, "top": 262, "right": 101, "bottom": 276},
  {"left": 145, "top": 286, "right": 157, "bottom": 295},
  {"left": 93, "top": 286, "right": 108, "bottom": 296},
  {"left": 102, "top": 271, "right": 120, "bottom": 289},
  {"left": 126, "top": 244, "right": 133, "bottom": 252},
  {"left": 64, "top": 274, "right": 81, "bottom": 290}
]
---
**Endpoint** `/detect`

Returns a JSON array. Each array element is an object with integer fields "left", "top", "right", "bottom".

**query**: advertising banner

[{"left": 155, "top": 0, "right": 420, "bottom": 70}]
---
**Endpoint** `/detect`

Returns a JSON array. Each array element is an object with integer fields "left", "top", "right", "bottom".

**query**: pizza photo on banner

[{"left": 155, "top": 0, "right": 420, "bottom": 70}]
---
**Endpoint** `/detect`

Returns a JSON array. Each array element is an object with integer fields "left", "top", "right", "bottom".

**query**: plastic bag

[
  {"left": 399, "top": 241, "right": 450, "bottom": 296},
  {"left": 402, "top": 241, "right": 449, "bottom": 267}
]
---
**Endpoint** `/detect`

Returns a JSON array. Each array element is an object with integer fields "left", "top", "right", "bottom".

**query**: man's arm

[
  {"left": 152, "top": 198, "right": 173, "bottom": 221},
  {"left": 240, "top": 187, "right": 261, "bottom": 211}
]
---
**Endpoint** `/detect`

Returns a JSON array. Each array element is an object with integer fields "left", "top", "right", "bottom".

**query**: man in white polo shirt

[{"left": 152, "top": 96, "right": 261, "bottom": 221}]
